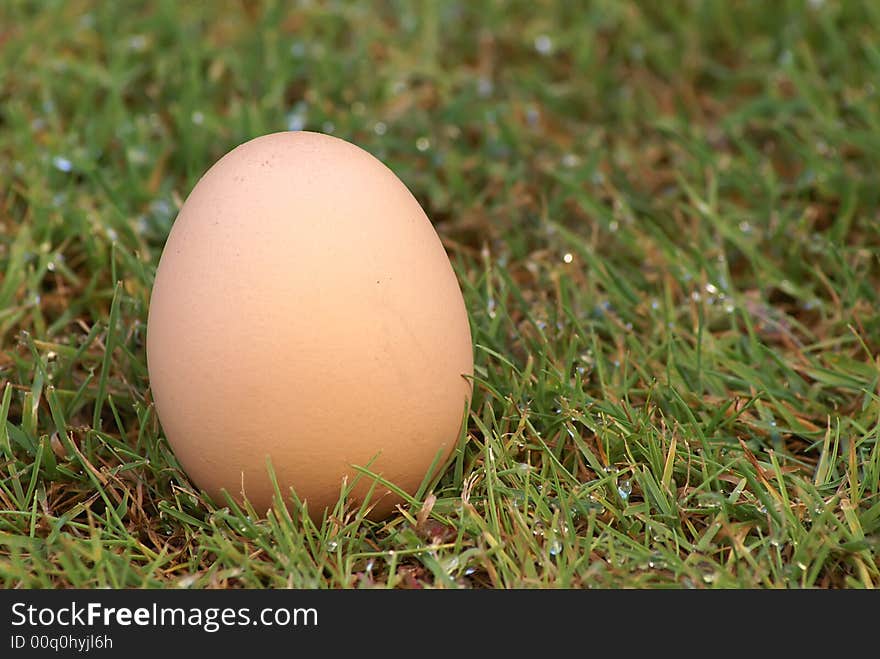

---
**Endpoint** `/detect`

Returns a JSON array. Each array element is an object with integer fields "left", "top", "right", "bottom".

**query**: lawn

[{"left": 1, "top": 0, "right": 878, "bottom": 588}]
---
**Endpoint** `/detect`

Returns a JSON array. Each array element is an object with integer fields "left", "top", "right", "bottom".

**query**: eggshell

[{"left": 146, "top": 131, "right": 473, "bottom": 519}]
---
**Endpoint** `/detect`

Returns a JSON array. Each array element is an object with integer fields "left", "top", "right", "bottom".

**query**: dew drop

[
  {"left": 286, "top": 104, "right": 308, "bottom": 131},
  {"left": 52, "top": 156, "right": 72, "bottom": 172},
  {"left": 128, "top": 34, "right": 147, "bottom": 51},
  {"left": 534, "top": 34, "right": 553, "bottom": 55}
]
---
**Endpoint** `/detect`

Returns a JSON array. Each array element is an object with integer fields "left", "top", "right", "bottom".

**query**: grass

[{"left": 1, "top": 0, "right": 879, "bottom": 588}]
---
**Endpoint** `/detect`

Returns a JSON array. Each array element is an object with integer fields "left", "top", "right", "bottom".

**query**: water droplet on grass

[
  {"left": 286, "top": 105, "right": 308, "bottom": 131},
  {"left": 373, "top": 121, "right": 387, "bottom": 135},
  {"left": 416, "top": 137, "right": 430, "bottom": 152},
  {"left": 562, "top": 252, "right": 573, "bottom": 264},
  {"left": 128, "top": 34, "right": 147, "bottom": 51},
  {"left": 52, "top": 156, "right": 72, "bottom": 172},
  {"left": 151, "top": 198, "right": 172, "bottom": 219},
  {"left": 617, "top": 480, "right": 632, "bottom": 501},
  {"left": 326, "top": 540, "right": 338, "bottom": 551},
  {"left": 534, "top": 34, "right": 553, "bottom": 55}
]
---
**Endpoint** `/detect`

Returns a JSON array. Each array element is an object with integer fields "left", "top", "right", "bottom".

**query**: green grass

[{"left": 1, "top": 0, "right": 879, "bottom": 588}]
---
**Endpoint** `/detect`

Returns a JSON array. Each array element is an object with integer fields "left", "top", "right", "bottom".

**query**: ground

[{"left": 1, "top": 0, "right": 878, "bottom": 588}]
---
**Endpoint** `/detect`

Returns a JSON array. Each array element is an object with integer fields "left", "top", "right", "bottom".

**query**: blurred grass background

[{"left": 0, "top": 0, "right": 878, "bottom": 587}]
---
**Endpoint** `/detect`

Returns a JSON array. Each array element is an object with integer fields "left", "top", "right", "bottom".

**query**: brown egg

[{"left": 146, "top": 131, "right": 473, "bottom": 520}]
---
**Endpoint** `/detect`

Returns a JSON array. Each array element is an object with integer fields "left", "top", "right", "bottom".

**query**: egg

[{"left": 146, "top": 131, "right": 473, "bottom": 520}]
